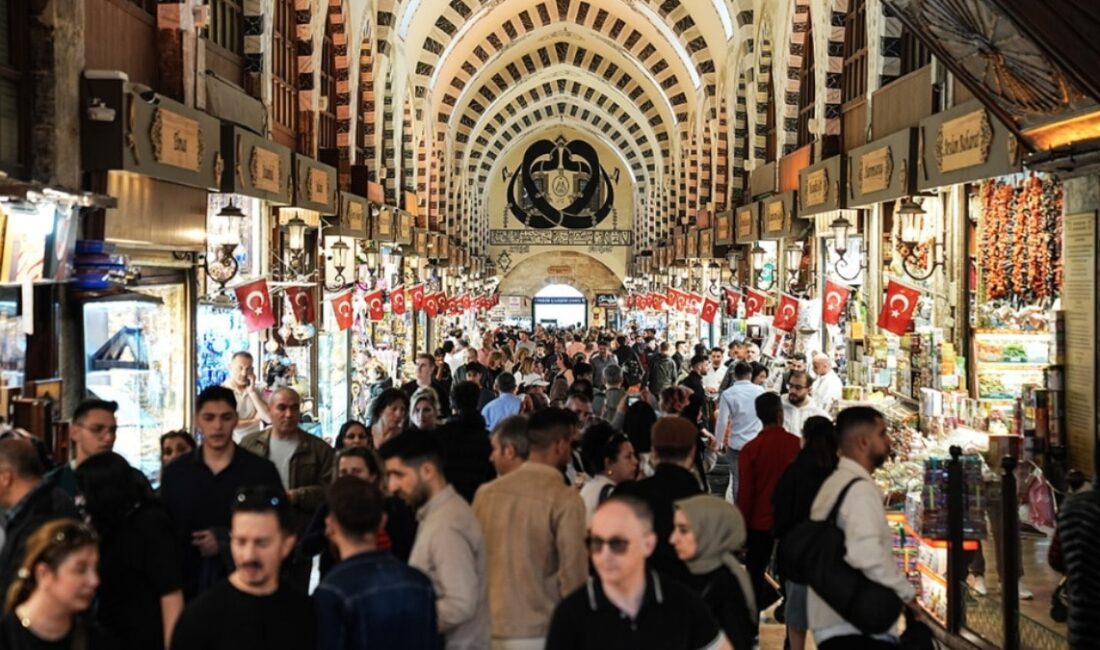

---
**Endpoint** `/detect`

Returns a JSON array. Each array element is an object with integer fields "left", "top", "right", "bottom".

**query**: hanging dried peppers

[{"left": 978, "top": 174, "right": 1064, "bottom": 304}]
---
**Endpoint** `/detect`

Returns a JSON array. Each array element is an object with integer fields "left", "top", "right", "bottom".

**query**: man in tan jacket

[{"left": 472, "top": 408, "right": 588, "bottom": 650}]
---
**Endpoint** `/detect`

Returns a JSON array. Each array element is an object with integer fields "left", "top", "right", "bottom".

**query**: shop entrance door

[{"left": 532, "top": 284, "right": 587, "bottom": 329}]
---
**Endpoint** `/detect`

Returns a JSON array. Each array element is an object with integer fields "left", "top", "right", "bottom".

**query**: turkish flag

[
  {"left": 772, "top": 294, "right": 800, "bottom": 331},
  {"left": 666, "top": 288, "right": 677, "bottom": 311},
  {"left": 461, "top": 295, "right": 472, "bottom": 312},
  {"left": 365, "top": 289, "right": 385, "bottom": 321},
  {"left": 878, "top": 280, "right": 921, "bottom": 336},
  {"left": 822, "top": 279, "right": 852, "bottom": 326},
  {"left": 744, "top": 288, "right": 767, "bottom": 318},
  {"left": 425, "top": 292, "right": 440, "bottom": 317},
  {"left": 667, "top": 288, "right": 688, "bottom": 313},
  {"left": 687, "top": 293, "right": 704, "bottom": 316},
  {"left": 286, "top": 286, "right": 315, "bottom": 324},
  {"left": 390, "top": 285, "right": 407, "bottom": 316},
  {"left": 724, "top": 287, "right": 742, "bottom": 316},
  {"left": 409, "top": 284, "right": 425, "bottom": 311},
  {"left": 701, "top": 297, "right": 720, "bottom": 323},
  {"left": 650, "top": 292, "right": 665, "bottom": 310},
  {"left": 331, "top": 291, "right": 354, "bottom": 331},
  {"left": 235, "top": 278, "right": 276, "bottom": 333}
]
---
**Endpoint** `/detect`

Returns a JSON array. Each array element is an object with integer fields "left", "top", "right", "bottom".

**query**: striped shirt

[{"left": 1058, "top": 488, "right": 1100, "bottom": 649}]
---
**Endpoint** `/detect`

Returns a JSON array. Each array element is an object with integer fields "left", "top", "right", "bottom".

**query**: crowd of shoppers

[{"left": 0, "top": 322, "right": 963, "bottom": 650}]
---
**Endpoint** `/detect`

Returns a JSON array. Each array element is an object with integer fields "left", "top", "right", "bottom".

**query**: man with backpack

[{"left": 807, "top": 407, "right": 917, "bottom": 648}]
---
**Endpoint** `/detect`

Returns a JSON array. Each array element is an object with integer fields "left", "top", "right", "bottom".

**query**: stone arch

[
  {"left": 782, "top": 0, "right": 812, "bottom": 155},
  {"left": 356, "top": 28, "right": 376, "bottom": 173},
  {"left": 497, "top": 250, "right": 624, "bottom": 301},
  {"left": 751, "top": 30, "right": 775, "bottom": 163},
  {"left": 823, "top": 0, "right": 850, "bottom": 136}
]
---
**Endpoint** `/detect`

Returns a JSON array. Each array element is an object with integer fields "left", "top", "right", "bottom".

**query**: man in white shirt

[
  {"left": 714, "top": 362, "right": 763, "bottom": 502},
  {"left": 222, "top": 352, "right": 270, "bottom": 442},
  {"left": 811, "top": 353, "right": 843, "bottom": 415},
  {"left": 782, "top": 370, "right": 828, "bottom": 436},
  {"left": 808, "top": 407, "right": 918, "bottom": 648},
  {"left": 701, "top": 347, "right": 728, "bottom": 399}
]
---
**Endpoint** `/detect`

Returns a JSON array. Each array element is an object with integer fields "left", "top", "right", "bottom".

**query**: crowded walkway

[{"left": 0, "top": 323, "right": 996, "bottom": 650}]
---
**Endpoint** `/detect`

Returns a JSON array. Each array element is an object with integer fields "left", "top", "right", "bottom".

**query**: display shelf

[
  {"left": 918, "top": 563, "right": 946, "bottom": 587},
  {"left": 888, "top": 512, "right": 980, "bottom": 551}
]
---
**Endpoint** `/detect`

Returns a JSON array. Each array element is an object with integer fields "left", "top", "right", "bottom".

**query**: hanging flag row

[
  {"left": 625, "top": 277, "right": 922, "bottom": 336},
  {"left": 231, "top": 278, "right": 498, "bottom": 333}
]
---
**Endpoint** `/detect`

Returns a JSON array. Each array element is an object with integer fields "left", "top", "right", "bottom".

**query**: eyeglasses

[
  {"left": 586, "top": 535, "right": 631, "bottom": 555},
  {"left": 234, "top": 486, "right": 285, "bottom": 508}
]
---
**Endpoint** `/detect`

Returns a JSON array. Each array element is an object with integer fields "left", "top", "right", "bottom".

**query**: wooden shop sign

[
  {"left": 860, "top": 146, "right": 893, "bottom": 194},
  {"left": 219, "top": 125, "right": 293, "bottom": 204},
  {"left": 715, "top": 211, "right": 733, "bottom": 245},
  {"left": 918, "top": 101, "right": 1020, "bottom": 191},
  {"left": 798, "top": 155, "right": 845, "bottom": 217},
  {"left": 686, "top": 229, "right": 698, "bottom": 258},
  {"left": 293, "top": 155, "right": 337, "bottom": 214},
  {"left": 734, "top": 203, "right": 760, "bottom": 244},
  {"left": 328, "top": 192, "right": 369, "bottom": 237},
  {"left": 937, "top": 109, "right": 992, "bottom": 173},
  {"left": 396, "top": 210, "right": 414, "bottom": 245},
  {"left": 372, "top": 205, "right": 395, "bottom": 242},
  {"left": 697, "top": 228, "right": 714, "bottom": 258},
  {"left": 848, "top": 128, "right": 917, "bottom": 207},
  {"left": 761, "top": 192, "right": 803, "bottom": 240},
  {"left": 151, "top": 109, "right": 202, "bottom": 172}
]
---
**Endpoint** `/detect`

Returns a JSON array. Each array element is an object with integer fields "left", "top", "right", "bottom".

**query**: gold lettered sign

[
  {"left": 398, "top": 211, "right": 413, "bottom": 242},
  {"left": 415, "top": 230, "right": 429, "bottom": 256},
  {"left": 699, "top": 229, "right": 713, "bottom": 257},
  {"left": 937, "top": 109, "right": 992, "bottom": 173},
  {"left": 306, "top": 168, "right": 330, "bottom": 205},
  {"left": 686, "top": 231, "right": 698, "bottom": 258},
  {"left": 250, "top": 147, "right": 282, "bottom": 194},
  {"left": 378, "top": 207, "right": 393, "bottom": 236},
  {"left": 765, "top": 200, "right": 786, "bottom": 233},
  {"left": 804, "top": 167, "right": 829, "bottom": 207},
  {"left": 344, "top": 200, "right": 365, "bottom": 232},
  {"left": 151, "top": 108, "right": 202, "bottom": 172},
  {"left": 860, "top": 146, "right": 893, "bottom": 194},
  {"left": 736, "top": 207, "right": 755, "bottom": 239},
  {"left": 716, "top": 213, "right": 732, "bottom": 244},
  {"left": 674, "top": 233, "right": 686, "bottom": 259}
]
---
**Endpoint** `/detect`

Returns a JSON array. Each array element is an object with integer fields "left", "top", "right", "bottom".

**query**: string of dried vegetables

[{"left": 978, "top": 174, "right": 1064, "bottom": 304}]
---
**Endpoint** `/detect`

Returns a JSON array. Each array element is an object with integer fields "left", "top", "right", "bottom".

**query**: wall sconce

[
  {"left": 325, "top": 238, "right": 350, "bottom": 290},
  {"left": 895, "top": 197, "right": 944, "bottom": 281},
  {"left": 751, "top": 243, "right": 775, "bottom": 291},
  {"left": 830, "top": 216, "right": 854, "bottom": 259},
  {"left": 284, "top": 216, "right": 309, "bottom": 273},
  {"left": 205, "top": 199, "right": 245, "bottom": 291},
  {"left": 785, "top": 241, "right": 805, "bottom": 294}
]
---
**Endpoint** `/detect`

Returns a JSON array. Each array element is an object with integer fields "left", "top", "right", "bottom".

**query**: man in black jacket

[
  {"left": 434, "top": 381, "right": 495, "bottom": 503},
  {"left": 0, "top": 438, "right": 79, "bottom": 598},
  {"left": 613, "top": 416, "right": 704, "bottom": 583}
]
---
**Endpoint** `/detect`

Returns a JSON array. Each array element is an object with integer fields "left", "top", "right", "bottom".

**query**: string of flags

[
  {"left": 624, "top": 276, "right": 922, "bottom": 336},
  {"left": 231, "top": 277, "right": 501, "bottom": 334}
]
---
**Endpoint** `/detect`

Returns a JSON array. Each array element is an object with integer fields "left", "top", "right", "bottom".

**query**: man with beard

[
  {"left": 171, "top": 485, "right": 315, "bottom": 650},
  {"left": 781, "top": 370, "right": 827, "bottom": 437},
  {"left": 381, "top": 433, "right": 490, "bottom": 649},
  {"left": 807, "top": 407, "right": 917, "bottom": 649}
]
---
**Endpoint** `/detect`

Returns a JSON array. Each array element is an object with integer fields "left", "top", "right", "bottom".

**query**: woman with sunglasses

[
  {"left": 670, "top": 495, "right": 756, "bottom": 650},
  {"left": 2, "top": 519, "right": 109, "bottom": 649}
]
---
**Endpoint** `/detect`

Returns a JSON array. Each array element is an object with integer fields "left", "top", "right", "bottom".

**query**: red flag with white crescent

[
  {"left": 878, "top": 280, "right": 921, "bottom": 336},
  {"left": 772, "top": 294, "right": 800, "bottom": 331},
  {"left": 649, "top": 292, "right": 665, "bottom": 310},
  {"left": 234, "top": 278, "right": 276, "bottom": 333},
  {"left": 424, "top": 292, "right": 440, "bottom": 317},
  {"left": 409, "top": 284, "right": 425, "bottom": 311},
  {"left": 687, "top": 293, "right": 704, "bottom": 316},
  {"left": 744, "top": 288, "right": 767, "bottom": 318},
  {"left": 448, "top": 295, "right": 461, "bottom": 316},
  {"left": 822, "top": 279, "right": 852, "bottom": 326},
  {"left": 700, "top": 297, "right": 720, "bottom": 324},
  {"left": 331, "top": 291, "right": 354, "bottom": 331},
  {"left": 723, "top": 287, "right": 742, "bottom": 316},
  {"left": 285, "top": 286, "right": 315, "bottom": 325},
  {"left": 461, "top": 295, "right": 472, "bottom": 312},
  {"left": 365, "top": 289, "right": 385, "bottom": 322},
  {"left": 390, "top": 285, "right": 407, "bottom": 316}
]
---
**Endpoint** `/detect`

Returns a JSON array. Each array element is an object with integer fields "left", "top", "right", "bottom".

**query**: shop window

[
  {"left": 796, "top": 27, "right": 816, "bottom": 147},
  {"left": 271, "top": 0, "right": 298, "bottom": 135},
  {"left": 764, "top": 72, "right": 777, "bottom": 162},
  {"left": 899, "top": 25, "right": 931, "bottom": 77},
  {"left": 842, "top": 0, "right": 867, "bottom": 105},
  {"left": 207, "top": 0, "right": 244, "bottom": 55},
  {"left": 318, "top": 16, "right": 337, "bottom": 152},
  {"left": 0, "top": 0, "right": 27, "bottom": 177}
]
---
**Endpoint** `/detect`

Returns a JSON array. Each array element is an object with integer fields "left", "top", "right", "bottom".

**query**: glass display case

[
  {"left": 195, "top": 303, "right": 253, "bottom": 392},
  {"left": 317, "top": 307, "right": 349, "bottom": 446},
  {"left": 83, "top": 285, "right": 187, "bottom": 480}
]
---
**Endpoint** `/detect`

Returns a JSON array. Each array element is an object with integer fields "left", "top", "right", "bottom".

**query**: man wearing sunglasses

[{"left": 546, "top": 495, "right": 730, "bottom": 650}]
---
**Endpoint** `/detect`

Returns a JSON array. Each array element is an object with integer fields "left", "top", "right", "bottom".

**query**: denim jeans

[{"left": 724, "top": 447, "right": 741, "bottom": 503}]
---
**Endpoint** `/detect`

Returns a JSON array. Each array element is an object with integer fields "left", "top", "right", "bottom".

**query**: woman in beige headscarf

[{"left": 671, "top": 495, "right": 757, "bottom": 650}]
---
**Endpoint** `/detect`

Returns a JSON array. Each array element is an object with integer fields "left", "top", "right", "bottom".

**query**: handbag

[{"left": 777, "top": 477, "right": 904, "bottom": 634}]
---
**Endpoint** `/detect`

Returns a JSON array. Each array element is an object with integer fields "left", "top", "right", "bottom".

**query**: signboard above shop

[
  {"left": 221, "top": 125, "right": 293, "bottom": 204},
  {"left": 325, "top": 192, "right": 369, "bottom": 238},
  {"left": 82, "top": 75, "right": 223, "bottom": 191},
  {"left": 848, "top": 128, "right": 917, "bottom": 208},
  {"left": 917, "top": 100, "right": 1021, "bottom": 191},
  {"left": 293, "top": 155, "right": 338, "bottom": 214},
  {"left": 734, "top": 202, "right": 760, "bottom": 244},
  {"left": 798, "top": 155, "right": 845, "bottom": 217},
  {"left": 760, "top": 192, "right": 806, "bottom": 240},
  {"left": 714, "top": 211, "right": 734, "bottom": 246}
]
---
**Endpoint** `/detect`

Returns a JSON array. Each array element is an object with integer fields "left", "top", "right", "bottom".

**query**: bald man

[
  {"left": 240, "top": 388, "right": 335, "bottom": 593},
  {"left": 546, "top": 496, "right": 731, "bottom": 650}
]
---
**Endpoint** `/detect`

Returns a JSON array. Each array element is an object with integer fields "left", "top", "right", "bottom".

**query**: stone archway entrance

[{"left": 496, "top": 250, "right": 623, "bottom": 300}]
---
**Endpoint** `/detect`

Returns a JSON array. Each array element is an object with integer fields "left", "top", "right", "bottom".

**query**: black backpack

[{"left": 778, "top": 478, "right": 904, "bottom": 634}]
